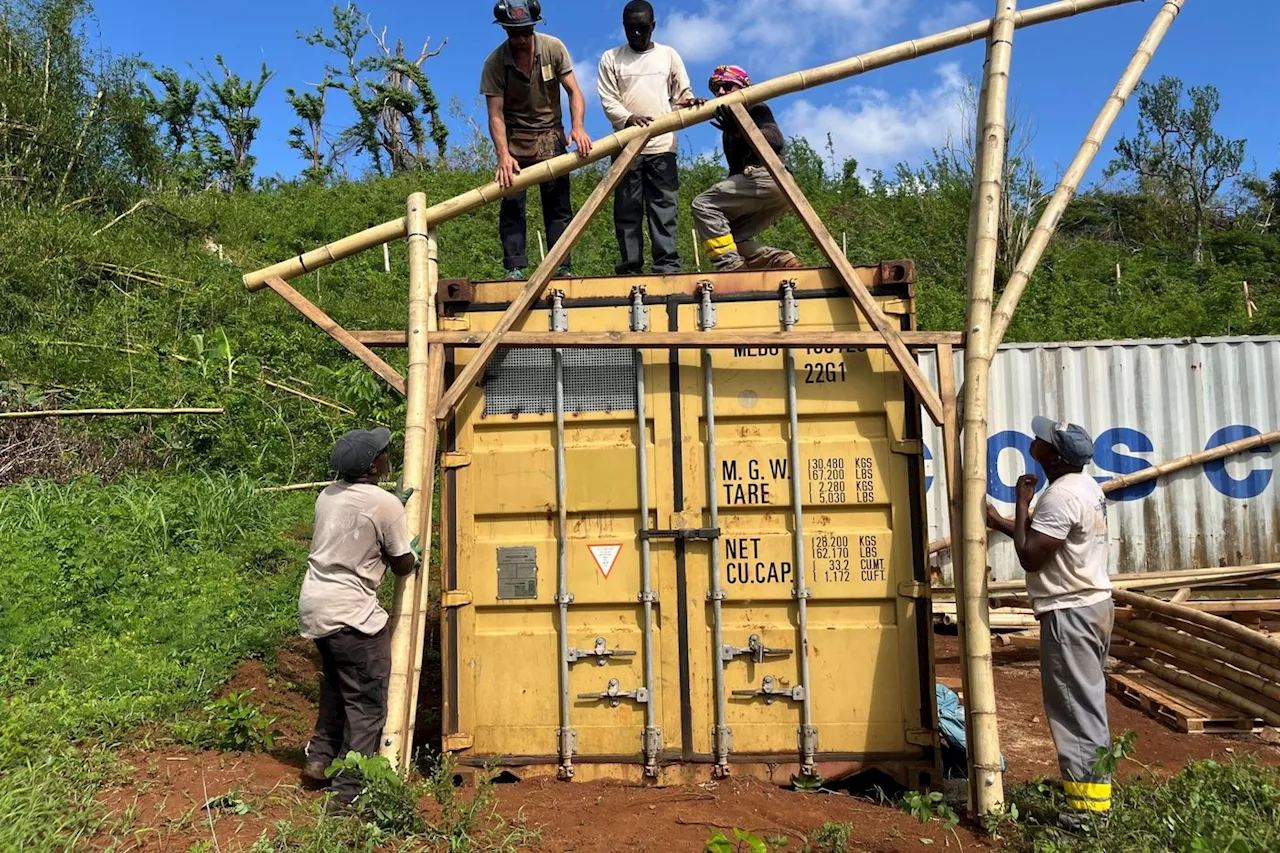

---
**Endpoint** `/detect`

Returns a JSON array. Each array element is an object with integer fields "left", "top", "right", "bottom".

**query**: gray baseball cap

[
  {"left": 1031, "top": 416, "right": 1094, "bottom": 468},
  {"left": 330, "top": 427, "right": 392, "bottom": 478}
]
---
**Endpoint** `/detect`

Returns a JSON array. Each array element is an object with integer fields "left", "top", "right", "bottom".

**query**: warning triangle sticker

[{"left": 588, "top": 544, "right": 623, "bottom": 579}]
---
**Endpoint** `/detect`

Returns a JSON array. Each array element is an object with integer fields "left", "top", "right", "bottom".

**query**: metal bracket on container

[
  {"left": 898, "top": 581, "right": 931, "bottom": 600},
  {"left": 556, "top": 728, "right": 578, "bottom": 780},
  {"left": 712, "top": 725, "right": 734, "bottom": 778},
  {"left": 442, "top": 733, "right": 475, "bottom": 752},
  {"left": 554, "top": 592, "right": 576, "bottom": 605},
  {"left": 630, "top": 286, "right": 650, "bottom": 333},
  {"left": 792, "top": 586, "right": 813, "bottom": 601},
  {"left": 550, "top": 290, "right": 568, "bottom": 333},
  {"left": 779, "top": 279, "right": 800, "bottom": 328},
  {"left": 731, "top": 676, "right": 805, "bottom": 705},
  {"left": 697, "top": 281, "right": 717, "bottom": 330},
  {"left": 722, "top": 634, "right": 794, "bottom": 664},
  {"left": 891, "top": 440, "right": 923, "bottom": 456},
  {"left": 578, "top": 679, "right": 650, "bottom": 707},
  {"left": 640, "top": 527, "right": 720, "bottom": 542},
  {"left": 441, "top": 452, "right": 472, "bottom": 469},
  {"left": 442, "top": 591, "right": 474, "bottom": 609},
  {"left": 567, "top": 637, "right": 637, "bottom": 666},
  {"left": 906, "top": 728, "right": 936, "bottom": 747},
  {"left": 641, "top": 727, "right": 663, "bottom": 778},
  {"left": 798, "top": 725, "right": 820, "bottom": 776}
]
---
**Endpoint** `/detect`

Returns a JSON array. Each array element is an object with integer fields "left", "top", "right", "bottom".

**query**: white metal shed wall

[{"left": 920, "top": 337, "right": 1280, "bottom": 582}]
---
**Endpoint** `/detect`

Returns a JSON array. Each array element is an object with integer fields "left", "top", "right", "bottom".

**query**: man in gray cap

[
  {"left": 987, "top": 417, "right": 1114, "bottom": 829},
  {"left": 298, "top": 427, "right": 418, "bottom": 807}
]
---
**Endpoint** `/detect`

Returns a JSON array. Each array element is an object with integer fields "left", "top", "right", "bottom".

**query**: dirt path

[{"left": 93, "top": 633, "right": 1280, "bottom": 852}]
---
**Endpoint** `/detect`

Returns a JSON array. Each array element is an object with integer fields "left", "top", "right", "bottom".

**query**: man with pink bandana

[{"left": 692, "top": 65, "right": 802, "bottom": 272}]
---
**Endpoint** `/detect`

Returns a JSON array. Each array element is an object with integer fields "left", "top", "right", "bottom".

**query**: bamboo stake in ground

[
  {"left": 0, "top": 407, "right": 223, "bottom": 419},
  {"left": 958, "top": 0, "right": 1017, "bottom": 817},
  {"left": 241, "top": 0, "right": 1141, "bottom": 292},
  {"left": 985, "top": 0, "right": 1187, "bottom": 356},
  {"left": 434, "top": 135, "right": 649, "bottom": 421},
  {"left": 264, "top": 276, "right": 407, "bottom": 396},
  {"left": 381, "top": 195, "right": 441, "bottom": 768},
  {"left": 726, "top": 102, "right": 945, "bottom": 426}
]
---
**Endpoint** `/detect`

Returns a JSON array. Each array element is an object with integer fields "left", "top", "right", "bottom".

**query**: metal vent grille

[{"left": 484, "top": 348, "right": 637, "bottom": 416}]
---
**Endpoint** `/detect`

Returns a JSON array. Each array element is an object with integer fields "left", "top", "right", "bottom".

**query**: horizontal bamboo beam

[
  {"left": 933, "top": 563, "right": 1280, "bottom": 596},
  {"left": 264, "top": 276, "right": 407, "bottom": 396},
  {"left": 351, "top": 330, "right": 967, "bottom": 349},
  {"left": 241, "top": 0, "right": 1141, "bottom": 292},
  {"left": 0, "top": 407, "right": 223, "bottom": 420},
  {"left": 254, "top": 480, "right": 396, "bottom": 494}
]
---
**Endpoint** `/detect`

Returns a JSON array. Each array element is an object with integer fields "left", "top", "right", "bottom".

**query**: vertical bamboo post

[
  {"left": 381, "top": 193, "right": 438, "bottom": 767},
  {"left": 985, "top": 0, "right": 1187, "bottom": 356},
  {"left": 936, "top": 343, "right": 964, "bottom": 626},
  {"left": 959, "top": 0, "right": 1016, "bottom": 818}
]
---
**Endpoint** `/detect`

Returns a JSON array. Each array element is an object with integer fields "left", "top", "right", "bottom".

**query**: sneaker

[
  {"left": 714, "top": 257, "right": 746, "bottom": 273},
  {"left": 506, "top": 269, "right": 525, "bottom": 280},
  {"left": 554, "top": 264, "right": 573, "bottom": 278},
  {"left": 302, "top": 760, "right": 330, "bottom": 785},
  {"left": 743, "top": 248, "right": 803, "bottom": 271}
]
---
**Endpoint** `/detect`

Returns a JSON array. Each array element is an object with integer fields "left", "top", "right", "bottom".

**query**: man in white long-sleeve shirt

[{"left": 598, "top": 0, "right": 698, "bottom": 275}]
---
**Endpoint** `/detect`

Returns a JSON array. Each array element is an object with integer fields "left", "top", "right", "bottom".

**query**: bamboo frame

[
  {"left": 351, "top": 330, "right": 967, "bottom": 349},
  {"left": 986, "top": 0, "right": 1188, "bottom": 355},
  {"left": 381, "top": 193, "right": 442, "bottom": 768},
  {"left": 0, "top": 408, "right": 223, "bottom": 419},
  {"left": 263, "top": 276, "right": 407, "bottom": 396},
  {"left": 433, "top": 135, "right": 650, "bottom": 421},
  {"left": 727, "top": 102, "right": 946, "bottom": 426},
  {"left": 957, "top": 0, "right": 1017, "bottom": 817},
  {"left": 240, "top": 0, "right": 1141, "bottom": 292}
]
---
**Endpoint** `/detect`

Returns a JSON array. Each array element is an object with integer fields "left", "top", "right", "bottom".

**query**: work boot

[
  {"left": 713, "top": 257, "right": 746, "bottom": 273},
  {"left": 555, "top": 264, "right": 573, "bottom": 278},
  {"left": 505, "top": 269, "right": 525, "bottom": 280},
  {"left": 301, "top": 760, "right": 330, "bottom": 785},
  {"left": 743, "top": 247, "right": 803, "bottom": 271}
]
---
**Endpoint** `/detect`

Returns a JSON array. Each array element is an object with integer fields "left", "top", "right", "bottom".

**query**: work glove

[
  {"left": 410, "top": 535, "right": 423, "bottom": 568},
  {"left": 395, "top": 486, "right": 415, "bottom": 506}
]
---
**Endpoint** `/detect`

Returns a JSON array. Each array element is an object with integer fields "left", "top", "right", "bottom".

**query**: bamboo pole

[
  {"left": 935, "top": 563, "right": 1280, "bottom": 596},
  {"left": 1116, "top": 619, "right": 1280, "bottom": 693},
  {"left": 937, "top": 341, "right": 970, "bottom": 682},
  {"left": 434, "top": 135, "right": 649, "bottom": 421},
  {"left": 0, "top": 407, "right": 223, "bottom": 419},
  {"left": 1113, "top": 588, "right": 1280, "bottom": 659},
  {"left": 254, "top": 480, "right": 396, "bottom": 494},
  {"left": 1138, "top": 647, "right": 1280, "bottom": 720},
  {"left": 352, "top": 330, "right": 967, "bottom": 349},
  {"left": 726, "top": 102, "right": 945, "bottom": 426},
  {"left": 381, "top": 196, "right": 440, "bottom": 768},
  {"left": 958, "top": 0, "right": 1017, "bottom": 817},
  {"left": 985, "top": 0, "right": 1187, "bottom": 356},
  {"left": 1112, "top": 651, "right": 1280, "bottom": 727},
  {"left": 260, "top": 378, "right": 356, "bottom": 415},
  {"left": 241, "top": 0, "right": 1141, "bottom": 292},
  {"left": 1133, "top": 610, "right": 1280, "bottom": 670},
  {"left": 263, "top": 276, "right": 407, "bottom": 396}
]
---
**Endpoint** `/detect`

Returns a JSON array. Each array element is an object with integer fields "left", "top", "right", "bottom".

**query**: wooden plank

[
  {"left": 1108, "top": 670, "right": 1263, "bottom": 734},
  {"left": 352, "top": 330, "right": 967, "bottom": 349},
  {"left": 434, "top": 135, "right": 650, "bottom": 422},
  {"left": 726, "top": 102, "right": 946, "bottom": 426},
  {"left": 265, "top": 276, "right": 406, "bottom": 396}
]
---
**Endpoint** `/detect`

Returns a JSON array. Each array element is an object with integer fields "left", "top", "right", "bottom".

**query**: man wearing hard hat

[{"left": 481, "top": 1, "right": 593, "bottom": 280}]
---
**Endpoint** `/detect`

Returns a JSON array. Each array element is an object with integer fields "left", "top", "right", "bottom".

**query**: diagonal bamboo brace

[
  {"left": 264, "top": 276, "right": 407, "bottom": 396},
  {"left": 241, "top": 0, "right": 1141, "bottom": 292},
  {"left": 726, "top": 103, "right": 947, "bottom": 426},
  {"left": 433, "top": 134, "right": 650, "bottom": 422}
]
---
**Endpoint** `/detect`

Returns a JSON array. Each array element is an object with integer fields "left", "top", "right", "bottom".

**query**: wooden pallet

[{"left": 1107, "top": 669, "right": 1264, "bottom": 735}]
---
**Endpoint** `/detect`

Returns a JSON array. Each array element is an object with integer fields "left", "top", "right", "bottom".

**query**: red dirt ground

[{"left": 93, "top": 633, "right": 1280, "bottom": 852}]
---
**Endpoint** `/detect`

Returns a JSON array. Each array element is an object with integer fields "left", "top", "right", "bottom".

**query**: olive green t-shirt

[{"left": 479, "top": 33, "right": 572, "bottom": 133}]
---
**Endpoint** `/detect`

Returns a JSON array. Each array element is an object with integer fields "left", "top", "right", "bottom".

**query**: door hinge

[
  {"left": 441, "top": 316, "right": 471, "bottom": 331},
  {"left": 442, "top": 590, "right": 474, "bottom": 609},
  {"left": 880, "top": 299, "right": 913, "bottom": 317},
  {"left": 442, "top": 733, "right": 475, "bottom": 752},
  {"left": 898, "top": 581, "right": 931, "bottom": 600},
  {"left": 891, "top": 440, "right": 923, "bottom": 455},
  {"left": 906, "top": 728, "right": 936, "bottom": 747},
  {"left": 441, "top": 452, "right": 472, "bottom": 469}
]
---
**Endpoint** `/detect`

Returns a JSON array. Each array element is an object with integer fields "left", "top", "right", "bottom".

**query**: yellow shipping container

[{"left": 439, "top": 265, "right": 938, "bottom": 788}]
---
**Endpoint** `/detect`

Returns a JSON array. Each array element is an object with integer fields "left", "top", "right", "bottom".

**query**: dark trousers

[
  {"left": 499, "top": 154, "right": 574, "bottom": 271},
  {"left": 613, "top": 152, "right": 681, "bottom": 275},
  {"left": 306, "top": 626, "right": 392, "bottom": 801}
]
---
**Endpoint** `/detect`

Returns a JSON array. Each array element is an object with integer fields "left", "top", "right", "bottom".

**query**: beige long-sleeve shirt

[{"left": 597, "top": 43, "right": 693, "bottom": 156}]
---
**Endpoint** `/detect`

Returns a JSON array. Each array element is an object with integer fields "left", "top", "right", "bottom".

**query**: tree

[
  {"left": 302, "top": 3, "right": 448, "bottom": 177},
  {"left": 1108, "top": 76, "right": 1246, "bottom": 264},
  {"left": 145, "top": 66, "right": 210, "bottom": 190},
  {"left": 198, "top": 56, "right": 273, "bottom": 192},
  {"left": 286, "top": 72, "right": 333, "bottom": 184}
]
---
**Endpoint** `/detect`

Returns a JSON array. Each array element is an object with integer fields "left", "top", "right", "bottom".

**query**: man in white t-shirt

[
  {"left": 597, "top": 0, "right": 698, "bottom": 274},
  {"left": 987, "top": 417, "right": 1114, "bottom": 828}
]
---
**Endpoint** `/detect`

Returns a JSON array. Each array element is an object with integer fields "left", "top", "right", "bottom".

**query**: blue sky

[{"left": 88, "top": 0, "right": 1278, "bottom": 186}]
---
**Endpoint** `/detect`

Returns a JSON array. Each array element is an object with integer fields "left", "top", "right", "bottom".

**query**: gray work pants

[
  {"left": 614, "top": 152, "right": 681, "bottom": 275},
  {"left": 1040, "top": 598, "right": 1115, "bottom": 817},
  {"left": 307, "top": 626, "right": 392, "bottom": 802},
  {"left": 692, "top": 166, "right": 791, "bottom": 268}
]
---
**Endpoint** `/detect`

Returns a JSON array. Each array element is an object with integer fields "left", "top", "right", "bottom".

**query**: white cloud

[
  {"left": 780, "top": 62, "right": 967, "bottom": 174},
  {"left": 918, "top": 1, "right": 982, "bottom": 35},
  {"left": 567, "top": 49, "right": 602, "bottom": 112},
  {"left": 657, "top": 0, "right": 908, "bottom": 73}
]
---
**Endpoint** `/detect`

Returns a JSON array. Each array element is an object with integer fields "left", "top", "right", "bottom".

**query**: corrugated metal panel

[{"left": 921, "top": 337, "right": 1280, "bottom": 582}]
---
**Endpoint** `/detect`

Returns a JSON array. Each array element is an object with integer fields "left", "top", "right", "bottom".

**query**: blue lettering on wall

[
  {"left": 1205, "top": 425, "right": 1274, "bottom": 499},
  {"left": 988, "top": 431, "right": 1046, "bottom": 503},
  {"left": 923, "top": 444, "right": 934, "bottom": 493},
  {"left": 1093, "top": 427, "right": 1157, "bottom": 502}
]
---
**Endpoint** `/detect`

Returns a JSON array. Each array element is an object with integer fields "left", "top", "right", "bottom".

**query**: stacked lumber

[{"left": 1109, "top": 587, "right": 1280, "bottom": 734}]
